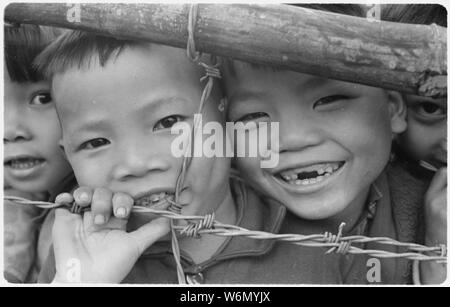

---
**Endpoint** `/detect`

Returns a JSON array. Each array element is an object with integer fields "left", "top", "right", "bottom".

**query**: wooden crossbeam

[{"left": 4, "top": 3, "right": 447, "bottom": 97}]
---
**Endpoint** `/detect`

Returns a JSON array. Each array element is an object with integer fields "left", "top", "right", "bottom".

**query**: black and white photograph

[{"left": 1, "top": 1, "right": 448, "bottom": 290}]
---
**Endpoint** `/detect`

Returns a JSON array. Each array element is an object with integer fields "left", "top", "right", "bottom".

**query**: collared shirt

[
  {"left": 277, "top": 163, "right": 427, "bottom": 285},
  {"left": 338, "top": 163, "right": 427, "bottom": 284},
  {"left": 122, "top": 179, "right": 344, "bottom": 284}
]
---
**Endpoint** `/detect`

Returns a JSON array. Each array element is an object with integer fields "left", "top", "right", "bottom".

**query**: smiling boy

[
  {"left": 31, "top": 30, "right": 344, "bottom": 284},
  {"left": 222, "top": 60, "right": 444, "bottom": 284},
  {"left": 4, "top": 24, "right": 73, "bottom": 283},
  {"left": 381, "top": 3, "right": 447, "bottom": 284},
  {"left": 220, "top": 3, "right": 447, "bottom": 284}
]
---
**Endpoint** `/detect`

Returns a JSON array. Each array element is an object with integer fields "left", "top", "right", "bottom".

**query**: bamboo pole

[{"left": 4, "top": 3, "right": 447, "bottom": 97}]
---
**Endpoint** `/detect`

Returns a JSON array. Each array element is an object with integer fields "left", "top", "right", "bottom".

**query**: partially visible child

[
  {"left": 222, "top": 4, "right": 446, "bottom": 284},
  {"left": 381, "top": 3, "right": 447, "bottom": 284},
  {"left": 4, "top": 24, "right": 73, "bottom": 282},
  {"left": 33, "top": 30, "right": 334, "bottom": 284}
]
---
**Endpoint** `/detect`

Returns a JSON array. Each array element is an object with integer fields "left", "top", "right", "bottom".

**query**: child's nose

[
  {"left": 3, "top": 107, "right": 32, "bottom": 143},
  {"left": 112, "top": 142, "right": 171, "bottom": 181},
  {"left": 278, "top": 114, "right": 323, "bottom": 153}
]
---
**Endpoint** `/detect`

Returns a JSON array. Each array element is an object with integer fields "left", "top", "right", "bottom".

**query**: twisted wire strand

[
  {"left": 166, "top": 3, "right": 223, "bottom": 284},
  {"left": 4, "top": 195, "right": 447, "bottom": 263}
]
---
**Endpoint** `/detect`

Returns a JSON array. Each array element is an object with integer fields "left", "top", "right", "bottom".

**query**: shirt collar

[
  {"left": 141, "top": 178, "right": 286, "bottom": 264},
  {"left": 350, "top": 170, "right": 387, "bottom": 236}
]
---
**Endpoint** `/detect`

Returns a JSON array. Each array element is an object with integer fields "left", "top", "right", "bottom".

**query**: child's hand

[
  {"left": 52, "top": 187, "right": 170, "bottom": 283},
  {"left": 421, "top": 167, "right": 447, "bottom": 284},
  {"left": 424, "top": 167, "right": 447, "bottom": 245}
]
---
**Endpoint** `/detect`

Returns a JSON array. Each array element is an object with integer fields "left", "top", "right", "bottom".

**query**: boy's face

[
  {"left": 398, "top": 95, "right": 447, "bottom": 168},
  {"left": 4, "top": 72, "right": 72, "bottom": 193},
  {"left": 224, "top": 63, "right": 406, "bottom": 220},
  {"left": 53, "top": 45, "right": 230, "bottom": 220}
]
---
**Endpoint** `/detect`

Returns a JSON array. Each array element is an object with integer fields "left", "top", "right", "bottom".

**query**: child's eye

[
  {"left": 313, "top": 95, "right": 349, "bottom": 109},
  {"left": 30, "top": 92, "right": 52, "bottom": 105},
  {"left": 235, "top": 112, "right": 269, "bottom": 123},
  {"left": 414, "top": 102, "right": 446, "bottom": 117},
  {"left": 153, "top": 115, "right": 185, "bottom": 131},
  {"left": 79, "top": 138, "right": 110, "bottom": 150}
]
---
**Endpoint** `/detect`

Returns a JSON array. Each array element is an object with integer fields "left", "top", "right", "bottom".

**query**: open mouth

[
  {"left": 134, "top": 191, "right": 175, "bottom": 210},
  {"left": 4, "top": 156, "right": 45, "bottom": 170},
  {"left": 275, "top": 161, "right": 345, "bottom": 186}
]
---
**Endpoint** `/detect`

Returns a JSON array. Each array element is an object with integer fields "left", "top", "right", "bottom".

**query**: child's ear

[
  {"left": 386, "top": 91, "right": 407, "bottom": 134},
  {"left": 58, "top": 139, "right": 68, "bottom": 160}
]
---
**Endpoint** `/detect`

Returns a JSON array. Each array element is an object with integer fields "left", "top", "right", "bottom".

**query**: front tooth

[
  {"left": 295, "top": 179, "right": 302, "bottom": 185},
  {"left": 309, "top": 178, "right": 316, "bottom": 184},
  {"left": 317, "top": 168, "right": 325, "bottom": 175},
  {"left": 332, "top": 163, "right": 339, "bottom": 171},
  {"left": 302, "top": 179, "right": 310, "bottom": 185},
  {"left": 325, "top": 166, "right": 333, "bottom": 173},
  {"left": 316, "top": 176, "right": 324, "bottom": 182},
  {"left": 324, "top": 173, "right": 331, "bottom": 177},
  {"left": 281, "top": 174, "right": 291, "bottom": 181},
  {"left": 150, "top": 194, "right": 159, "bottom": 202},
  {"left": 280, "top": 169, "right": 296, "bottom": 179}
]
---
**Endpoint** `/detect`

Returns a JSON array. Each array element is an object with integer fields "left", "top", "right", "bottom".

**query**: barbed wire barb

[{"left": 4, "top": 195, "right": 447, "bottom": 263}]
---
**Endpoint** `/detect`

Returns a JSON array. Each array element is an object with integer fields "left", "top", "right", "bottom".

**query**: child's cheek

[
  {"left": 236, "top": 156, "right": 262, "bottom": 178},
  {"left": 71, "top": 157, "right": 106, "bottom": 187},
  {"left": 403, "top": 120, "right": 432, "bottom": 159}
]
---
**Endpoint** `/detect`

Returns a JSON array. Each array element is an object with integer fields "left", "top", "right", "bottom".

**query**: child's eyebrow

[
  {"left": 297, "top": 76, "right": 334, "bottom": 92},
  {"left": 407, "top": 95, "right": 447, "bottom": 105},
  {"left": 66, "top": 96, "right": 193, "bottom": 135},
  {"left": 69, "top": 118, "right": 110, "bottom": 135},
  {"left": 228, "top": 89, "right": 266, "bottom": 104},
  {"left": 132, "top": 96, "right": 194, "bottom": 116},
  {"left": 142, "top": 96, "right": 192, "bottom": 110}
]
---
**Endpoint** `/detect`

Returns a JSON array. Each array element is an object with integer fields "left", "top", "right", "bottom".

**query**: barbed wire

[{"left": 4, "top": 195, "right": 447, "bottom": 263}]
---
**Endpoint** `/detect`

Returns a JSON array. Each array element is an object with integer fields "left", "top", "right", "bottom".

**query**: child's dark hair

[
  {"left": 381, "top": 4, "right": 447, "bottom": 27},
  {"left": 5, "top": 24, "right": 63, "bottom": 82},
  {"left": 35, "top": 30, "right": 143, "bottom": 80}
]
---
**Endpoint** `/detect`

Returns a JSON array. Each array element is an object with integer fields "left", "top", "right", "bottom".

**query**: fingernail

[
  {"left": 80, "top": 193, "right": 89, "bottom": 202},
  {"left": 94, "top": 215, "right": 105, "bottom": 225},
  {"left": 116, "top": 207, "right": 127, "bottom": 218}
]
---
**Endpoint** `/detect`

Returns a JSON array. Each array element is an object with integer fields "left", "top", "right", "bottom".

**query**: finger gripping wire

[
  {"left": 167, "top": 197, "right": 183, "bottom": 214},
  {"left": 70, "top": 203, "right": 85, "bottom": 214}
]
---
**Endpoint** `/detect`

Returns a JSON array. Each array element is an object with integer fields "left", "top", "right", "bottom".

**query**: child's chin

[{"left": 283, "top": 198, "right": 344, "bottom": 220}]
